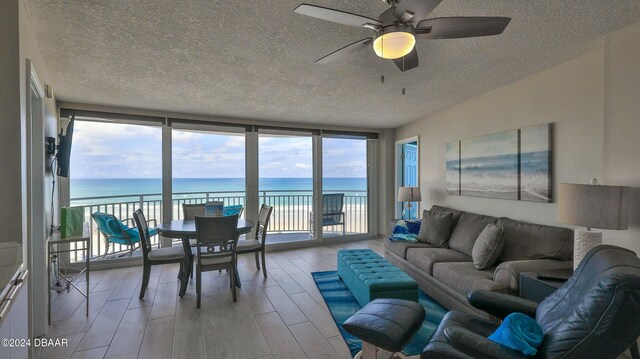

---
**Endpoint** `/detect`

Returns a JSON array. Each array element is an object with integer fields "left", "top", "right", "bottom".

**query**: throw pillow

[
  {"left": 389, "top": 219, "right": 421, "bottom": 242},
  {"left": 417, "top": 210, "right": 454, "bottom": 247},
  {"left": 472, "top": 223, "right": 504, "bottom": 270}
]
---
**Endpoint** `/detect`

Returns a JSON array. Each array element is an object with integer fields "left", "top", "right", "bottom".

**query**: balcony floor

[{"left": 265, "top": 232, "right": 312, "bottom": 244}]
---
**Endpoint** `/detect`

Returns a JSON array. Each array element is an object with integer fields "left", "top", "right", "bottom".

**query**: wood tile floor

[{"left": 37, "top": 238, "right": 416, "bottom": 359}]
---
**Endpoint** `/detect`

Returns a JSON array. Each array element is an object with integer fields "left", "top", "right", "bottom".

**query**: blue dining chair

[{"left": 92, "top": 212, "right": 158, "bottom": 257}]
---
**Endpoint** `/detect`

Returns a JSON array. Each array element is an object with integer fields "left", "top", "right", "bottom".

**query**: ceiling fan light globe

[{"left": 373, "top": 31, "right": 416, "bottom": 59}]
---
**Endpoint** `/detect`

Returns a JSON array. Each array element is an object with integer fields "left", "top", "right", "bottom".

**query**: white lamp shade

[
  {"left": 398, "top": 187, "right": 422, "bottom": 202},
  {"left": 557, "top": 183, "right": 631, "bottom": 230}
]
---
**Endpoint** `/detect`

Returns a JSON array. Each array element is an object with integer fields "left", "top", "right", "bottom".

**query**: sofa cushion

[
  {"left": 497, "top": 218, "right": 573, "bottom": 262},
  {"left": 448, "top": 212, "right": 498, "bottom": 256},
  {"left": 433, "top": 262, "right": 508, "bottom": 297},
  {"left": 406, "top": 248, "right": 471, "bottom": 276},
  {"left": 493, "top": 259, "right": 573, "bottom": 292},
  {"left": 472, "top": 223, "right": 505, "bottom": 270},
  {"left": 384, "top": 239, "right": 434, "bottom": 259},
  {"left": 418, "top": 211, "right": 454, "bottom": 247},
  {"left": 429, "top": 205, "right": 463, "bottom": 227}
]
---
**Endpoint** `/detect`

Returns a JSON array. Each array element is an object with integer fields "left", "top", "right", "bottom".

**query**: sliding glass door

[
  {"left": 64, "top": 110, "right": 378, "bottom": 265},
  {"left": 69, "top": 119, "right": 162, "bottom": 260},
  {"left": 322, "top": 137, "right": 369, "bottom": 237},
  {"left": 258, "top": 133, "right": 313, "bottom": 244},
  {"left": 171, "top": 129, "right": 245, "bottom": 219}
]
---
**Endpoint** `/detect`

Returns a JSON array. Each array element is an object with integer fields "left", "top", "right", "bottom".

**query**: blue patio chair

[
  {"left": 91, "top": 212, "right": 158, "bottom": 257},
  {"left": 223, "top": 205, "right": 244, "bottom": 217}
]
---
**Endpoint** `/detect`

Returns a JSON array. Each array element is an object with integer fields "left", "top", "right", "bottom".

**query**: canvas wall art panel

[
  {"left": 460, "top": 130, "right": 519, "bottom": 200},
  {"left": 445, "top": 141, "right": 460, "bottom": 195},
  {"left": 446, "top": 123, "right": 552, "bottom": 202},
  {"left": 520, "top": 123, "right": 552, "bottom": 202}
]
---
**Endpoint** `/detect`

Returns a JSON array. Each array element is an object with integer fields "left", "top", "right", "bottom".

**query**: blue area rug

[{"left": 312, "top": 270, "right": 448, "bottom": 356}]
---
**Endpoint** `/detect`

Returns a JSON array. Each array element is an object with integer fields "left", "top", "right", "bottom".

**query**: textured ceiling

[{"left": 24, "top": 0, "right": 640, "bottom": 128}]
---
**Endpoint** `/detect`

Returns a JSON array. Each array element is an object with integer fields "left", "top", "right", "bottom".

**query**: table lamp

[
  {"left": 557, "top": 179, "right": 631, "bottom": 269},
  {"left": 398, "top": 187, "right": 421, "bottom": 220}
]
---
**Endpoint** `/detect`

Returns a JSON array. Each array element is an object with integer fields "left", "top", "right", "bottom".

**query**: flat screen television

[{"left": 56, "top": 114, "right": 75, "bottom": 177}]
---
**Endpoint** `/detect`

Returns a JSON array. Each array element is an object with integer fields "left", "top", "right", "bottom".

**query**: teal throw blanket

[{"left": 488, "top": 313, "right": 544, "bottom": 356}]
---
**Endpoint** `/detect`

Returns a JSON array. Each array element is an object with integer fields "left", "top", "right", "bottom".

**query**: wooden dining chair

[
  {"left": 182, "top": 203, "right": 205, "bottom": 220},
  {"left": 236, "top": 204, "right": 273, "bottom": 278},
  {"left": 181, "top": 203, "right": 207, "bottom": 277},
  {"left": 194, "top": 214, "right": 240, "bottom": 307},
  {"left": 133, "top": 209, "right": 187, "bottom": 300}
]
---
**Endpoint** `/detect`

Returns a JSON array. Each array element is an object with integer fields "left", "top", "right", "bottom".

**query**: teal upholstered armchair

[
  {"left": 223, "top": 205, "right": 244, "bottom": 217},
  {"left": 91, "top": 212, "right": 158, "bottom": 257}
]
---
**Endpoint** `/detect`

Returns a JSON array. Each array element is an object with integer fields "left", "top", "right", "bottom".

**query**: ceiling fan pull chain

[
  {"left": 380, "top": 35, "right": 385, "bottom": 85},
  {"left": 402, "top": 56, "right": 406, "bottom": 95}
]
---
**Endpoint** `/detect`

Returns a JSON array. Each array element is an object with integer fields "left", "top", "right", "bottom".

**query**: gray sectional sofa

[{"left": 384, "top": 205, "right": 574, "bottom": 319}]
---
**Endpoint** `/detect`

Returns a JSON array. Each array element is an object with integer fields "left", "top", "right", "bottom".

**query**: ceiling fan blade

[
  {"left": 294, "top": 4, "right": 381, "bottom": 29},
  {"left": 394, "top": 0, "right": 442, "bottom": 24},
  {"left": 393, "top": 47, "right": 419, "bottom": 72},
  {"left": 315, "top": 38, "right": 373, "bottom": 64},
  {"left": 416, "top": 17, "right": 511, "bottom": 39}
]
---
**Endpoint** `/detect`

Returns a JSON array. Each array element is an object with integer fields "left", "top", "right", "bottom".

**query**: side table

[{"left": 519, "top": 268, "right": 572, "bottom": 303}]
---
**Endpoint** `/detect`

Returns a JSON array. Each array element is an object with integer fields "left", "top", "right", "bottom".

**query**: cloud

[
  {"left": 71, "top": 122, "right": 367, "bottom": 180},
  {"left": 224, "top": 136, "right": 245, "bottom": 148},
  {"left": 173, "top": 131, "right": 204, "bottom": 142}
]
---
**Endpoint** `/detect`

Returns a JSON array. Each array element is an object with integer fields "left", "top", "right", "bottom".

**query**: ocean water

[
  {"left": 460, "top": 153, "right": 519, "bottom": 199},
  {"left": 448, "top": 151, "right": 550, "bottom": 201},
  {"left": 520, "top": 151, "right": 551, "bottom": 202},
  {"left": 71, "top": 177, "right": 367, "bottom": 199}
]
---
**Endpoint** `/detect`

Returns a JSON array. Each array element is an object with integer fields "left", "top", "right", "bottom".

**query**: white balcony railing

[{"left": 69, "top": 190, "right": 368, "bottom": 262}]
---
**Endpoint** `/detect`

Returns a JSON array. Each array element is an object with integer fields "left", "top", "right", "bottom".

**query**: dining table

[{"left": 156, "top": 218, "right": 255, "bottom": 296}]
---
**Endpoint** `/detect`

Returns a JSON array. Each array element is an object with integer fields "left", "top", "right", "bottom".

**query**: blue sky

[{"left": 70, "top": 121, "right": 367, "bottom": 179}]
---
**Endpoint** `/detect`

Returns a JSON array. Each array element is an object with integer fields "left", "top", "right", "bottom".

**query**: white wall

[
  {"left": 19, "top": 0, "right": 59, "bottom": 339},
  {"left": 602, "top": 21, "right": 640, "bottom": 254},
  {"left": 0, "top": 0, "right": 58, "bottom": 341},
  {"left": 395, "top": 20, "right": 640, "bottom": 255},
  {"left": 20, "top": 0, "right": 59, "bottom": 230},
  {"left": 0, "top": 0, "right": 23, "bottom": 246}
]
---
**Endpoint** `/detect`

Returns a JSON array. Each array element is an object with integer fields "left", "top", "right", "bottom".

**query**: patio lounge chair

[
  {"left": 223, "top": 204, "right": 244, "bottom": 217},
  {"left": 91, "top": 212, "right": 158, "bottom": 257},
  {"left": 309, "top": 193, "right": 346, "bottom": 237}
]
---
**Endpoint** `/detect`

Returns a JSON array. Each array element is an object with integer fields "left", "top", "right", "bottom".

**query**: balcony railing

[{"left": 69, "top": 190, "right": 368, "bottom": 262}]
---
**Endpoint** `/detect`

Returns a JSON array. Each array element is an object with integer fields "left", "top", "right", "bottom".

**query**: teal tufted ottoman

[{"left": 337, "top": 249, "right": 418, "bottom": 307}]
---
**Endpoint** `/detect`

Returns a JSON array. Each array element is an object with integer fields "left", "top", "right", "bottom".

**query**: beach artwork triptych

[{"left": 446, "top": 123, "right": 552, "bottom": 203}]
